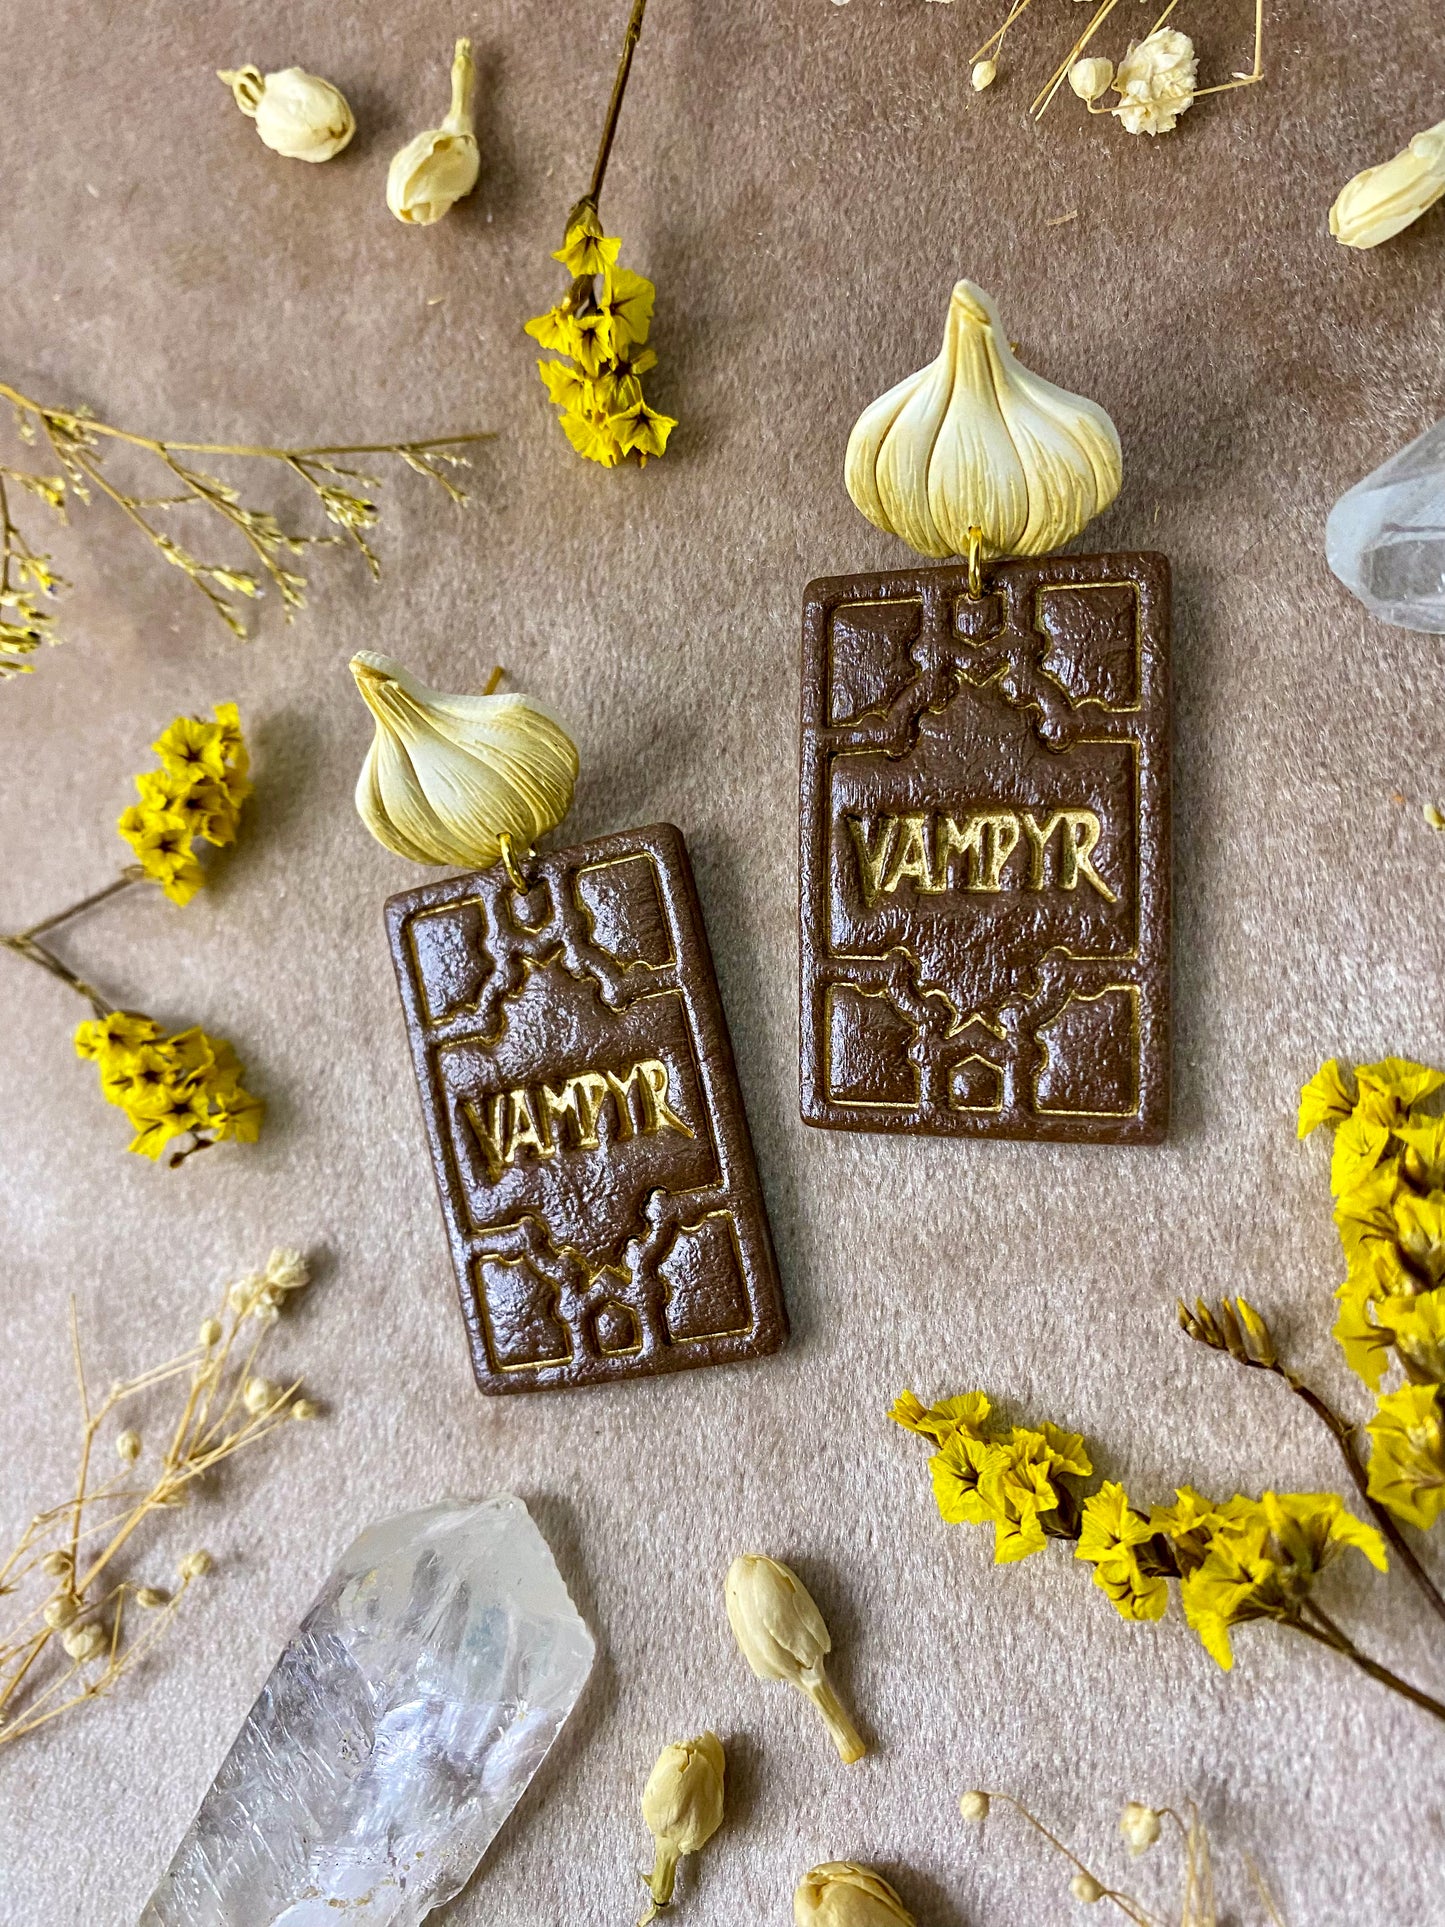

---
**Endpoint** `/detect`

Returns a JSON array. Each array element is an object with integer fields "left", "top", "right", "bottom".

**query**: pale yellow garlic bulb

[
  {"left": 794, "top": 1863, "right": 916, "bottom": 1927},
  {"left": 217, "top": 65, "right": 355, "bottom": 162},
  {"left": 845, "top": 280, "right": 1122, "bottom": 562},
  {"left": 387, "top": 38, "right": 480, "bottom": 225},
  {"left": 349, "top": 653, "right": 578, "bottom": 868},
  {"left": 1330, "top": 119, "right": 1445, "bottom": 250}
]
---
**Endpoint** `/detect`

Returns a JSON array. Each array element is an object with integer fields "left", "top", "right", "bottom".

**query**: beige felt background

[{"left": 2, "top": 0, "right": 1444, "bottom": 1920}]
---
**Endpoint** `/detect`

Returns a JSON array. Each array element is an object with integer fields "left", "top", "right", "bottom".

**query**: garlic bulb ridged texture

[
  {"left": 350, "top": 653, "right": 578, "bottom": 868},
  {"left": 845, "top": 280, "right": 1122, "bottom": 561}
]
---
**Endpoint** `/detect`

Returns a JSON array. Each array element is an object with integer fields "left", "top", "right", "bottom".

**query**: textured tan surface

[{"left": 2, "top": 1, "right": 1444, "bottom": 1920}]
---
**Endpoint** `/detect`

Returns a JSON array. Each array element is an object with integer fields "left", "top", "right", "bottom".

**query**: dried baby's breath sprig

[
  {"left": 959, "top": 1791, "right": 1284, "bottom": 1927},
  {"left": 962, "top": 0, "right": 1263, "bottom": 134},
  {"left": 2, "top": 707, "right": 263, "bottom": 1164},
  {"left": 0, "top": 1250, "right": 321, "bottom": 1749},
  {"left": 0, "top": 379, "right": 492, "bottom": 679}
]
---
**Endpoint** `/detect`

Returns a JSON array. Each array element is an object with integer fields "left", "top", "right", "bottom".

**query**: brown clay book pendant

[
  {"left": 352, "top": 659, "right": 786, "bottom": 1395},
  {"left": 801, "top": 282, "right": 1171, "bottom": 1144}
]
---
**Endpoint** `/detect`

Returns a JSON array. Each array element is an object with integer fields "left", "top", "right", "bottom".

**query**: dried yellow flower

[
  {"left": 115, "top": 1428, "right": 142, "bottom": 1463},
  {"left": 217, "top": 65, "right": 355, "bottom": 163},
  {"left": 387, "top": 38, "right": 480, "bottom": 225},
  {"left": 350, "top": 653, "right": 579, "bottom": 870},
  {"left": 1069, "top": 57, "right": 1114, "bottom": 103},
  {"left": 724, "top": 1554, "right": 866, "bottom": 1763},
  {"left": 1330, "top": 119, "right": 1445, "bottom": 250},
  {"left": 638, "top": 1731, "right": 726, "bottom": 1924},
  {"left": 794, "top": 1863, "right": 915, "bottom": 1927}
]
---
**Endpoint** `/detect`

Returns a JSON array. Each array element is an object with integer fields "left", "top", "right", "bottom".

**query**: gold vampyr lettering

[
  {"left": 845, "top": 807, "right": 1118, "bottom": 901},
  {"left": 466, "top": 1057, "right": 693, "bottom": 1175}
]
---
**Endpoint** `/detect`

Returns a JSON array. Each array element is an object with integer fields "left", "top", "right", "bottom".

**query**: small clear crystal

[
  {"left": 140, "top": 1495, "right": 594, "bottom": 1927},
  {"left": 1326, "top": 418, "right": 1445, "bottom": 633}
]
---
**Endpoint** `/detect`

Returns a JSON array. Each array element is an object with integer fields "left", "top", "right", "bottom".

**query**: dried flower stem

[
  {"left": 1179, "top": 1297, "right": 1445, "bottom": 1631},
  {"left": 0, "top": 1251, "right": 319, "bottom": 1747},
  {"left": 1286, "top": 1602, "right": 1445, "bottom": 1723},
  {"left": 0, "top": 868, "right": 144, "bottom": 1016},
  {"left": 587, "top": 0, "right": 649, "bottom": 209},
  {"left": 0, "top": 378, "right": 493, "bottom": 677},
  {"left": 974, "top": 1791, "right": 1155, "bottom": 1924}
]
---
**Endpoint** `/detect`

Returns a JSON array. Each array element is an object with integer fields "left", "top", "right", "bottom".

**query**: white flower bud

[
  {"left": 197, "top": 1317, "right": 223, "bottom": 1348},
  {"left": 218, "top": 65, "right": 355, "bottom": 164},
  {"left": 61, "top": 1621, "right": 108, "bottom": 1663},
  {"left": 387, "top": 39, "right": 480, "bottom": 225},
  {"left": 1070, "top": 1871, "right": 1105, "bottom": 1904},
  {"left": 725, "top": 1553, "right": 867, "bottom": 1764},
  {"left": 1330, "top": 119, "right": 1445, "bottom": 250},
  {"left": 178, "top": 1549, "right": 213, "bottom": 1582},
  {"left": 971, "top": 59, "right": 998, "bottom": 91},
  {"left": 43, "top": 1593, "right": 80, "bottom": 1631},
  {"left": 958, "top": 1789, "right": 991, "bottom": 1822},
  {"left": 243, "top": 1376, "right": 277, "bottom": 1415},
  {"left": 639, "top": 1732, "right": 725, "bottom": 1918},
  {"left": 794, "top": 1863, "right": 916, "bottom": 1927},
  {"left": 264, "top": 1247, "right": 309, "bottom": 1293},
  {"left": 1069, "top": 57, "right": 1114, "bottom": 102},
  {"left": 1119, "top": 1801, "right": 1161, "bottom": 1856}
]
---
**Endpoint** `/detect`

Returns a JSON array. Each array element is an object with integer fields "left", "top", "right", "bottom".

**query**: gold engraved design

[
  {"left": 474, "top": 1253, "right": 574, "bottom": 1374},
  {"left": 826, "top": 597, "right": 924, "bottom": 725},
  {"left": 1032, "top": 985, "right": 1141, "bottom": 1117},
  {"left": 405, "top": 896, "right": 491, "bottom": 1024},
  {"left": 948, "top": 1053, "right": 1004, "bottom": 1113},
  {"left": 592, "top": 1298, "right": 644, "bottom": 1357},
  {"left": 573, "top": 854, "right": 676, "bottom": 970},
  {"left": 822, "top": 982, "right": 920, "bottom": 1108},
  {"left": 661, "top": 1212, "right": 756, "bottom": 1344}
]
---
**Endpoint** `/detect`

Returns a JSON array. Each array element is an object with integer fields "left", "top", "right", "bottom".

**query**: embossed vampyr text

[
  {"left": 462, "top": 1057, "right": 694, "bottom": 1179},
  {"left": 845, "top": 808, "right": 1118, "bottom": 906}
]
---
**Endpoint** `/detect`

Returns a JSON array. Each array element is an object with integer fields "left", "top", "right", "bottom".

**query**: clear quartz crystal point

[
  {"left": 1326, "top": 419, "right": 1445, "bottom": 633},
  {"left": 139, "top": 1495, "right": 594, "bottom": 1927}
]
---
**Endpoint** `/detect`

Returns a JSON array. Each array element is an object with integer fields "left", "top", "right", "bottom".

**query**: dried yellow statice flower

[
  {"left": 217, "top": 64, "right": 355, "bottom": 162},
  {"left": 349, "top": 653, "right": 579, "bottom": 869},
  {"left": 1330, "top": 119, "right": 1445, "bottom": 250},
  {"left": 794, "top": 1863, "right": 915, "bottom": 1927},
  {"left": 1110, "top": 29, "right": 1198, "bottom": 136},
  {"left": 724, "top": 1553, "right": 866, "bottom": 1763},
  {"left": 637, "top": 1731, "right": 726, "bottom": 1925},
  {"left": 845, "top": 280, "right": 1121, "bottom": 562},
  {"left": 387, "top": 38, "right": 480, "bottom": 225}
]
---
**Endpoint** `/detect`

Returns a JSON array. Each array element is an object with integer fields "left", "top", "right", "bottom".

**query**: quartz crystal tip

[
  {"left": 139, "top": 1494, "right": 594, "bottom": 1927},
  {"left": 1326, "top": 419, "right": 1445, "bottom": 634}
]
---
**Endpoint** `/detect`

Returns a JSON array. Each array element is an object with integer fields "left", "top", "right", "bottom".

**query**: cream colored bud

[
  {"left": 724, "top": 1554, "right": 866, "bottom": 1764},
  {"left": 178, "top": 1549, "right": 213, "bottom": 1582},
  {"left": 1119, "top": 1802, "right": 1161, "bottom": 1856},
  {"left": 291, "top": 1397, "right": 320, "bottom": 1421},
  {"left": 61, "top": 1621, "right": 108, "bottom": 1663},
  {"left": 971, "top": 59, "right": 997, "bottom": 91},
  {"left": 264, "top": 1247, "right": 309, "bottom": 1293},
  {"left": 135, "top": 1587, "right": 171, "bottom": 1610},
  {"left": 958, "top": 1789, "right": 991, "bottom": 1822},
  {"left": 1330, "top": 119, "right": 1445, "bottom": 249},
  {"left": 40, "top": 1550, "right": 73, "bottom": 1580},
  {"left": 638, "top": 1732, "right": 725, "bottom": 1920},
  {"left": 228, "top": 1274, "right": 265, "bottom": 1316},
  {"left": 243, "top": 1376, "right": 277, "bottom": 1415},
  {"left": 387, "top": 39, "right": 480, "bottom": 225},
  {"left": 1070, "top": 1871, "right": 1106, "bottom": 1904},
  {"left": 217, "top": 64, "right": 355, "bottom": 163},
  {"left": 43, "top": 1593, "right": 80, "bottom": 1631},
  {"left": 1069, "top": 56, "right": 1114, "bottom": 102},
  {"left": 198, "top": 1317, "right": 223, "bottom": 1348},
  {"left": 794, "top": 1863, "right": 916, "bottom": 1927},
  {"left": 115, "top": 1427, "right": 142, "bottom": 1463},
  {"left": 350, "top": 653, "right": 578, "bottom": 869},
  {"left": 1111, "top": 28, "right": 1197, "bottom": 136}
]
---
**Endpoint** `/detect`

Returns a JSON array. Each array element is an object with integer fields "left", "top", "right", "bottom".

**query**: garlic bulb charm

[
  {"left": 217, "top": 65, "right": 355, "bottom": 162},
  {"left": 845, "top": 280, "right": 1121, "bottom": 562},
  {"left": 724, "top": 1553, "right": 867, "bottom": 1764},
  {"left": 1330, "top": 118, "right": 1445, "bottom": 250},
  {"left": 387, "top": 38, "right": 481, "bottom": 225},
  {"left": 349, "top": 654, "right": 578, "bottom": 868}
]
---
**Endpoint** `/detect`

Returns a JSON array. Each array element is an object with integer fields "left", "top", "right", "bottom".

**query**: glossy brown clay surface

[
  {"left": 800, "top": 552, "right": 1171, "bottom": 1142},
  {"left": 388, "top": 822, "right": 788, "bottom": 1393}
]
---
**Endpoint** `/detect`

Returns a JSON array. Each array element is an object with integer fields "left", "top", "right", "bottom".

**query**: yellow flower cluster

[
  {"left": 117, "top": 704, "right": 250, "bottom": 906},
  {"left": 892, "top": 1392, "right": 1386, "bottom": 1670},
  {"left": 1300, "top": 1056, "right": 1445, "bottom": 1530},
  {"left": 74, "top": 1009, "right": 263, "bottom": 1162},
  {"left": 525, "top": 202, "right": 676, "bottom": 469}
]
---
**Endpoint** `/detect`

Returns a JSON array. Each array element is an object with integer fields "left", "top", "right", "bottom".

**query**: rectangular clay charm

[
  {"left": 387, "top": 823, "right": 788, "bottom": 1394},
  {"left": 799, "top": 552, "right": 1170, "bottom": 1142}
]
